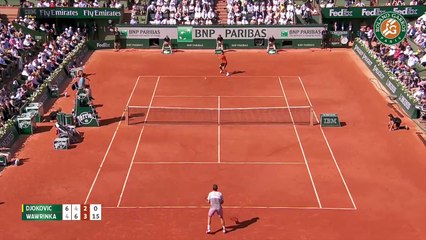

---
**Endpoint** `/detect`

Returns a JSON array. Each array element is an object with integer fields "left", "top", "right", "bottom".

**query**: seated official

[
  {"left": 267, "top": 36, "right": 276, "bottom": 52},
  {"left": 162, "top": 35, "right": 172, "bottom": 52},
  {"left": 216, "top": 35, "right": 224, "bottom": 50}
]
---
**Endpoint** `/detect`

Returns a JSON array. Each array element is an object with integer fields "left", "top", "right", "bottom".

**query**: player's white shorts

[{"left": 208, "top": 207, "right": 223, "bottom": 217}]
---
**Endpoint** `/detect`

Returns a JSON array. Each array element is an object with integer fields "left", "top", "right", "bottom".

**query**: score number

[
  {"left": 82, "top": 204, "right": 102, "bottom": 221},
  {"left": 62, "top": 204, "right": 102, "bottom": 221}
]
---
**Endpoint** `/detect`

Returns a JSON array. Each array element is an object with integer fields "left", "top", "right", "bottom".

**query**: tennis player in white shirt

[{"left": 206, "top": 184, "right": 226, "bottom": 234}]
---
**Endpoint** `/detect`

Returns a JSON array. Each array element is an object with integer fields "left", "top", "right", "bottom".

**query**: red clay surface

[{"left": 0, "top": 49, "right": 425, "bottom": 240}]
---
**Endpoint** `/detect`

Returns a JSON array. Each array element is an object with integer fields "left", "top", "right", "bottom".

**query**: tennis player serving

[
  {"left": 218, "top": 52, "right": 230, "bottom": 76},
  {"left": 206, "top": 184, "right": 226, "bottom": 234}
]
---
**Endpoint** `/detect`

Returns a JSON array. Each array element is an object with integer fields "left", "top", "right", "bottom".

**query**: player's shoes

[
  {"left": 220, "top": 70, "right": 223, "bottom": 73},
  {"left": 226, "top": 72, "right": 230, "bottom": 76},
  {"left": 206, "top": 230, "right": 211, "bottom": 234},
  {"left": 223, "top": 229, "right": 227, "bottom": 234}
]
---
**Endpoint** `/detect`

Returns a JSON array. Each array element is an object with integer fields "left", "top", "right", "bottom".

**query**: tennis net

[{"left": 126, "top": 105, "right": 314, "bottom": 125}]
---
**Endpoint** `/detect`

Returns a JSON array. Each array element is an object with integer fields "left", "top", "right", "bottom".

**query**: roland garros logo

[
  {"left": 77, "top": 112, "right": 96, "bottom": 125},
  {"left": 374, "top": 12, "right": 407, "bottom": 45},
  {"left": 18, "top": 120, "right": 31, "bottom": 129}
]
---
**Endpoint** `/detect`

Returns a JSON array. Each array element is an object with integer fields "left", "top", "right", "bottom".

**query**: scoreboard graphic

[{"left": 22, "top": 204, "right": 102, "bottom": 221}]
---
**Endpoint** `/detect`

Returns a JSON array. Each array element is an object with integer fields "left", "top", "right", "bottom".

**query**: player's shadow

[
  {"left": 230, "top": 70, "right": 245, "bottom": 75},
  {"left": 212, "top": 217, "right": 259, "bottom": 234}
]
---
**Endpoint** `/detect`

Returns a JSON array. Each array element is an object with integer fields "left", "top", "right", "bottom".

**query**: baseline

[
  {"left": 154, "top": 95, "right": 284, "bottom": 98},
  {"left": 103, "top": 206, "right": 356, "bottom": 210},
  {"left": 132, "top": 161, "right": 305, "bottom": 165},
  {"left": 140, "top": 75, "right": 300, "bottom": 78}
]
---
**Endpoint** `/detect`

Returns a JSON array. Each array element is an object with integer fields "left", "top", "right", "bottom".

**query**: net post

[{"left": 310, "top": 106, "right": 314, "bottom": 126}]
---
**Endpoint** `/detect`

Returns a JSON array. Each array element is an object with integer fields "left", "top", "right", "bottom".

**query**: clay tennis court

[{"left": 0, "top": 49, "right": 425, "bottom": 240}]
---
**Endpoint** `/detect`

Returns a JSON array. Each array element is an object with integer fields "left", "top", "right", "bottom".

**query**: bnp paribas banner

[
  {"left": 20, "top": 8, "right": 123, "bottom": 19},
  {"left": 322, "top": 6, "right": 426, "bottom": 19},
  {"left": 118, "top": 26, "right": 324, "bottom": 41}
]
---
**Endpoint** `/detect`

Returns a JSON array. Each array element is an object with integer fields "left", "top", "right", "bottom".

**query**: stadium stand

[
  {"left": 368, "top": 41, "right": 425, "bottom": 101},
  {"left": 408, "top": 13, "right": 426, "bottom": 120},
  {"left": 357, "top": 10, "right": 426, "bottom": 121},
  {"left": 146, "top": 0, "right": 218, "bottom": 25},
  {"left": 223, "top": 0, "right": 318, "bottom": 25},
  {"left": 19, "top": 0, "right": 127, "bottom": 8},
  {"left": 0, "top": 17, "right": 85, "bottom": 128},
  {"left": 319, "top": 0, "right": 422, "bottom": 7}
]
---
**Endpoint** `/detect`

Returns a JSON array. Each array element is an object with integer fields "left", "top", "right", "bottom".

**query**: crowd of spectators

[
  {"left": 320, "top": 0, "right": 424, "bottom": 7},
  {"left": 225, "top": 0, "right": 316, "bottom": 25},
  {"left": 371, "top": 42, "right": 424, "bottom": 101},
  {"left": 408, "top": 14, "right": 426, "bottom": 107},
  {"left": 0, "top": 21, "right": 40, "bottom": 127},
  {"left": 362, "top": 13, "right": 426, "bottom": 108},
  {"left": 410, "top": 14, "right": 426, "bottom": 49},
  {"left": 385, "top": 0, "right": 423, "bottom": 5},
  {"left": 146, "top": 0, "right": 218, "bottom": 25},
  {"left": 129, "top": 2, "right": 147, "bottom": 24},
  {"left": 0, "top": 19, "right": 85, "bottom": 128},
  {"left": 20, "top": 0, "right": 125, "bottom": 8}
]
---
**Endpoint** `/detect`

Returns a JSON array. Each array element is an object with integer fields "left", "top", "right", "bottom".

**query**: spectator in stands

[
  {"left": 147, "top": 2, "right": 156, "bottom": 13},
  {"left": 355, "top": 0, "right": 366, "bottom": 6},
  {"left": 302, "top": 7, "right": 312, "bottom": 24},
  {"left": 241, "top": 16, "right": 248, "bottom": 25},
  {"left": 420, "top": 54, "right": 426, "bottom": 67},
  {"left": 407, "top": 53, "right": 419, "bottom": 68},
  {"left": 407, "top": 25, "right": 417, "bottom": 39},
  {"left": 23, "top": 35, "right": 35, "bottom": 49},
  {"left": 366, "top": 27, "right": 374, "bottom": 49},
  {"left": 36, "top": 0, "right": 50, "bottom": 7},
  {"left": 0, "top": 55, "right": 10, "bottom": 79},
  {"left": 326, "top": 0, "right": 335, "bottom": 7},
  {"left": 130, "top": 17, "right": 139, "bottom": 25},
  {"left": 413, "top": 85, "right": 425, "bottom": 101}
]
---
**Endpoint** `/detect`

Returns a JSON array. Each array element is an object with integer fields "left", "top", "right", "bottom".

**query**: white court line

[
  {"left": 103, "top": 206, "right": 356, "bottom": 211},
  {"left": 117, "top": 76, "right": 161, "bottom": 207},
  {"left": 297, "top": 76, "right": 357, "bottom": 210},
  {"left": 84, "top": 76, "right": 141, "bottom": 204},
  {"left": 132, "top": 161, "right": 305, "bottom": 165},
  {"left": 278, "top": 77, "right": 322, "bottom": 208},
  {"left": 154, "top": 95, "right": 284, "bottom": 98},
  {"left": 218, "top": 96, "right": 221, "bottom": 163},
  {"left": 140, "top": 75, "right": 300, "bottom": 78}
]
